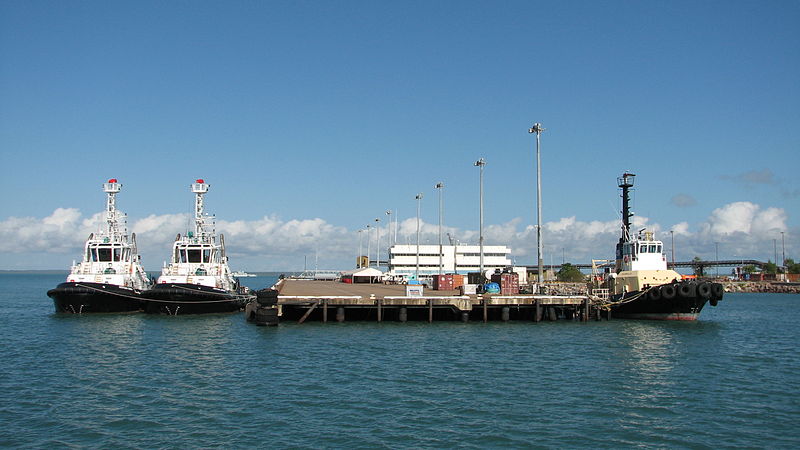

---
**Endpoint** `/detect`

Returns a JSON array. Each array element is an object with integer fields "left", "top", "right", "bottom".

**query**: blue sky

[{"left": 1, "top": 0, "right": 798, "bottom": 270}]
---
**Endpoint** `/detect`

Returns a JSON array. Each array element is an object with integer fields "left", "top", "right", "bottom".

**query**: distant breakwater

[{"left": 722, "top": 281, "right": 800, "bottom": 294}]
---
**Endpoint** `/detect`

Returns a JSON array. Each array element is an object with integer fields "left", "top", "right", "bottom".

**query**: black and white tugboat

[
  {"left": 600, "top": 172, "right": 724, "bottom": 320},
  {"left": 142, "top": 179, "right": 254, "bottom": 314},
  {"left": 48, "top": 179, "right": 152, "bottom": 313}
]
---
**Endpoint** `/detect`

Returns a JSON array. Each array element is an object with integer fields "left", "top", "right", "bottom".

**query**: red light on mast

[
  {"left": 196, "top": 179, "right": 205, "bottom": 184},
  {"left": 108, "top": 178, "right": 118, "bottom": 183}
]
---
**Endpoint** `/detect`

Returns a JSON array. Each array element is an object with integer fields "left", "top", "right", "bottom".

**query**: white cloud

[
  {"left": 698, "top": 201, "right": 786, "bottom": 237},
  {"left": 0, "top": 201, "right": 793, "bottom": 269}
]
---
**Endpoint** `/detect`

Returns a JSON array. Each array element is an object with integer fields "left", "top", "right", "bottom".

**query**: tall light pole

[
  {"left": 358, "top": 229, "right": 364, "bottom": 268},
  {"left": 386, "top": 210, "right": 393, "bottom": 271},
  {"left": 781, "top": 231, "right": 786, "bottom": 268},
  {"left": 374, "top": 218, "right": 381, "bottom": 270},
  {"left": 715, "top": 242, "right": 719, "bottom": 278},
  {"left": 529, "top": 122, "right": 545, "bottom": 285},
  {"left": 366, "top": 224, "right": 371, "bottom": 268},
  {"left": 435, "top": 182, "right": 444, "bottom": 275},
  {"left": 474, "top": 158, "right": 486, "bottom": 277},
  {"left": 670, "top": 230, "right": 675, "bottom": 267},
  {"left": 415, "top": 193, "right": 423, "bottom": 279},
  {"left": 386, "top": 210, "right": 393, "bottom": 246},
  {"left": 774, "top": 238, "right": 778, "bottom": 266}
]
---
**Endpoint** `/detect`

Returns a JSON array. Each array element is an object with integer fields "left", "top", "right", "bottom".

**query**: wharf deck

[{"left": 270, "top": 280, "right": 594, "bottom": 323}]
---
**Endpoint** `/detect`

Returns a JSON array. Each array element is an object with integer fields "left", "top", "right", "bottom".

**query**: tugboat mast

[
  {"left": 103, "top": 178, "right": 122, "bottom": 239},
  {"left": 618, "top": 172, "right": 636, "bottom": 240},
  {"left": 191, "top": 179, "right": 211, "bottom": 242},
  {"left": 615, "top": 172, "right": 636, "bottom": 273}
]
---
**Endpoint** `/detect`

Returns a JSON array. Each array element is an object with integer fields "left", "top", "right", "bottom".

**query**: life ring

[
  {"left": 697, "top": 282, "right": 711, "bottom": 299},
  {"left": 661, "top": 284, "right": 676, "bottom": 300}
]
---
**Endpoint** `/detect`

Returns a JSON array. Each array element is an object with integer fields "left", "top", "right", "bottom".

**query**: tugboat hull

[
  {"left": 142, "top": 283, "right": 249, "bottom": 315},
  {"left": 610, "top": 280, "right": 724, "bottom": 321},
  {"left": 47, "top": 282, "right": 144, "bottom": 313}
]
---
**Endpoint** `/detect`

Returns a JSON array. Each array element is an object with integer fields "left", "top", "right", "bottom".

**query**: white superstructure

[
  {"left": 619, "top": 229, "right": 668, "bottom": 272},
  {"left": 157, "top": 179, "right": 237, "bottom": 290},
  {"left": 388, "top": 244, "right": 512, "bottom": 276},
  {"left": 66, "top": 179, "right": 151, "bottom": 290},
  {"left": 610, "top": 228, "right": 681, "bottom": 295}
]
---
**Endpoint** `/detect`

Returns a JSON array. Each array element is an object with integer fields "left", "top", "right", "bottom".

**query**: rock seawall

[{"left": 722, "top": 281, "right": 800, "bottom": 294}]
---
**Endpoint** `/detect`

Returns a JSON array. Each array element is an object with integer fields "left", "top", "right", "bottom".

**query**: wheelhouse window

[
  {"left": 178, "top": 245, "right": 213, "bottom": 263},
  {"left": 187, "top": 249, "right": 203, "bottom": 263},
  {"left": 98, "top": 247, "right": 113, "bottom": 261}
]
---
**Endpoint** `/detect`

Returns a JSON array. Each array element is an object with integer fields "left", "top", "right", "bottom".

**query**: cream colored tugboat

[
  {"left": 47, "top": 179, "right": 152, "bottom": 313},
  {"left": 142, "top": 179, "right": 254, "bottom": 314},
  {"left": 600, "top": 173, "right": 724, "bottom": 320}
]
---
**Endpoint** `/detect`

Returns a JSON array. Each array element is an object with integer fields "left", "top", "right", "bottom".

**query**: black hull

[
  {"left": 610, "top": 280, "right": 724, "bottom": 321},
  {"left": 142, "top": 283, "right": 249, "bottom": 315},
  {"left": 47, "top": 282, "right": 144, "bottom": 313}
]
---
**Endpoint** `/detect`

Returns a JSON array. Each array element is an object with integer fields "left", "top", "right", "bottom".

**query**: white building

[{"left": 388, "top": 244, "right": 512, "bottom": 277}]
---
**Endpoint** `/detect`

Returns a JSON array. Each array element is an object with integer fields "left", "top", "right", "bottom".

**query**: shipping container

[{"left": 491, "top": 272, "right": 519, "bottom": 295}]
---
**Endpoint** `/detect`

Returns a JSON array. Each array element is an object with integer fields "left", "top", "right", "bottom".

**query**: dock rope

[{"left": 594, "top": 288, "right": 649, "bottom": 311}]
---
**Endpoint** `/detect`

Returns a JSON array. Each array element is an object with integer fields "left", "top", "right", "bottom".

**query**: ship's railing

[{"left": 591, "top": 288, "right": 609, "bottom": 300}]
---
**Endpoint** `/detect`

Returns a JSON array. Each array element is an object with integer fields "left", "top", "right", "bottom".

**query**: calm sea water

[{"left": 1, "top": 273, "right": 798, "bottom": 448}]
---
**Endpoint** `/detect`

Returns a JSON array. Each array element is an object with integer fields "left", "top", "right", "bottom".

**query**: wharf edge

[{"left": 246, "top": 279, "right": 610, "bottom": 325}]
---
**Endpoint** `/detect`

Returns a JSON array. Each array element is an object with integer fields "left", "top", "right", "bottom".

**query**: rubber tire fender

[
  {"left": 648, "top": 286, "right": 662, "bottom": 301},
  {"left": 697, "top": 282, "right": 712, "bottom": 299},
  {"left": 711, "top": 283, "right": 724, "bottom": 300},
  {"left": 661, "top": 284, "right": 677, "bottom": 300},
  {"left": 678, "top": 281, "right": 696, "bottom": 298}
]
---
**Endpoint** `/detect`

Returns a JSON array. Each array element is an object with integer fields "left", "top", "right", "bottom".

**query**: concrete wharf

[{"left": 271, "top": 279, "right": 597, "bottom": 323}]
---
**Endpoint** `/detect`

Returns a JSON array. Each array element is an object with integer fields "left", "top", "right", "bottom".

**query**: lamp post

[
  {"left": 782, "top": 231, "right": 786, "bottom": 268},
  {"left": 435, "top": 182, "right": 444, "bottom": 275},
  {"left": 366, "top": 224, "right": 371, "bottom": 268},
  {"left": 386, "top": 210, "right": 393, "bottom": 246},
  {"left": 715, "top": 242, "right": 719, "bottom": 278},
  {"left": 774, "top": 238, "right": 778, "bottom": 267},
  {"left": 386, "top": 210, "right": 393, "bottom": 271},
  {"left": 374, "top": 218, "right": 381, "bottom": 270},
  {"left": 474, "top": 158, "right": 486, "bottom": 277},
  {"left": 358, "top": 229, "right": 364, "bottom": 268},
  {"left": 415, "top": 193, "right": 423, "bottom": 279},
  {"left": 529, "top": 122, "right": 545, "bottom": 285},
  {"left": 670, "top": 230, "right": 675, "bottom": 267}
]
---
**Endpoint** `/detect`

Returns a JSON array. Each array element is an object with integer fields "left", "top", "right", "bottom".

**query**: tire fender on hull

[
  {"left": 697, "top": 282, "right": 712, "bottom": 299},
  {"left": 678, "top": 281, "right": 696, "bottom": 298},
  {"left": 711, "top": 283, "right": 724, "bottom": 300}
]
